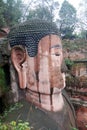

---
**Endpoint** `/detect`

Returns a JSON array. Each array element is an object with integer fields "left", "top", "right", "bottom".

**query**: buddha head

[{"left": 8, "top": 20, "right": 65, "bottom": 111}]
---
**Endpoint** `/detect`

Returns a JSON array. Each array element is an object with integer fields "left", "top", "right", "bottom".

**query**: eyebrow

[{"left": 50, "top": 44, "right": 62, "bottom": 49}]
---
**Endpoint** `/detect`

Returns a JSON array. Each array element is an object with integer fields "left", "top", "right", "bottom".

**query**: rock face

[
  {"left": 7, "top": 20, "right": 76, "bottom": 130},
  {"left": 1, "top": 21, "right": 87, "bottom": 130},
  {"left": 62, "top": 40, "right": 87, "bottom": 130},
  {"left": 63, "top": 39, "right": 87, "bottom": 59},
  {"left": 8, "top": 20, "right": 65, "bottom": 111},
  {"left": 71, "top": 62, "right": 87, "bottom": 90},
  {"left": 65, "top": 61, "right": 87, "bottom": 130},
  {"left": 4, "top": 98, "right": 76, "bottom": 130},
  {"left": 0, "top": 38, "right": 9, "bottom": 66},
  {"left": 63, "top": 50, "right": 85, "bottom": 60},
  {"left": 76, "top": 106, "right": 87, "bottom": 130},
  {"left": 0, "top": 28, "right": 9, "bottom": 66}
]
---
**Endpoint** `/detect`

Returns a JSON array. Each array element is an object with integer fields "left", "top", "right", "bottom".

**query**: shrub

[
  {"left": 0, "top": 67, "right": 6, "bottom": 96},
  {"left": 65, "top": 58, "right": 74, "bottom": 70},
  {"left": 0, "top": 120, "right": 30, "bottom": 130}
]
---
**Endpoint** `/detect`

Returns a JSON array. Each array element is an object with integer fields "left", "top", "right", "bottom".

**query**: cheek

[
  {"left": 60, "top": 52, "right": 63, "bottom": 64},
  {"left": 25, "top": 57, "right": 37, "bottom": 87},
  {"left": 50, "top": 48, "right": 63, "bottom": 67},
  {"left": 51, "top": 53, "right": 63, "bottom": 67}
]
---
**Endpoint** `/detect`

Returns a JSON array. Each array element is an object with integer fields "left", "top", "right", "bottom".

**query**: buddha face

[
  {"left": 11, "top": 34, "right": 65, "bottom": 93},
  {"left": 10, "top": 34, "right": 66, "bottom": 111}
]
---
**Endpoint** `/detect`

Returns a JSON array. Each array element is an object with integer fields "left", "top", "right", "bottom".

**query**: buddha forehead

[{"left": 8, "top": 20, "right": 61, "bottom": 56}]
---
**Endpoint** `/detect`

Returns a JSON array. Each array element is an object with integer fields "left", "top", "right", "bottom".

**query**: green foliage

[
  {"left": 0, "top": 67, "right": 6, "bottom": 96},
  {"left": 0, "top": 0, "right": 24, "bottom": 27},
  {"left": 0, "top": 102, "right": 23, "bottom": 120},
  {"left": 71, "top": 127, "right": 78, "bottom": 130},
  {"left": 0, "top": 0, "right": 6, "bottom": 27},
  {"left": 0, "top": 102, "right": 29, "bottom": 130},
  {"left": 62, "top": 39, "right": 87, "bottom": 51},
  {"left": 27, "top": 0, "right": 59, "bottom": 22},
  {"left": 79, "top": 30, "right": 87, "bottom": 39},
  {"left": 65, "top": 58, "right": 74, "bottom": 70},
  {"left": 0, "top": 120, "right": 30, "bottom": 130},
  {"left": 66, "top": 74, "right": 80, "bottom": 88},
  {"left": 59, "top": 1, "right": 77, "bottom": 38},
  {"left": 5, "top": 0, "right": 24, "bottom": 26},
  {"left": 27, "top": 6, "right": 53, "bottom": 21}
]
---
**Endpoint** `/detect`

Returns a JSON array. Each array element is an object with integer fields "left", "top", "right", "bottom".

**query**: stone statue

[{"left": 8, "top": 20, "right": 76, "bottom": 130}]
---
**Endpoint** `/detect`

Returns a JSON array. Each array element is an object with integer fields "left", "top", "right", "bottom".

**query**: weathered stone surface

[
  {"left": 0, "top": 38, "right": 9, "bottom": 66},
  {"left": 64, "top": 50, "right": 85, "bottom": 60},
  {"left": 65, "top": 61, "right": 87, "bottom": 130},
  {"left": 10, "top": 34, "right": 65, "bottom": 112},
  {"left": 6, "top": 20, "right": 76, "bottom": 129},
  {"left": 76, "top": 106, "right": 87, "bottom": 130},
  {"left": 4, "top": 93, "right": 76, "bottom": 130}
]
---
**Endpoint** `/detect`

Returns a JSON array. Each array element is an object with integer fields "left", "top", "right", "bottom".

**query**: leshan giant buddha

[{"left": 8, "top": 20, "right": 76, "bottom": 130}]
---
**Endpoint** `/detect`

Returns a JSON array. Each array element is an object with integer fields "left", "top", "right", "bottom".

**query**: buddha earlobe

[{"left": 11, "top": 45, "right": 27, "bottom": 89}]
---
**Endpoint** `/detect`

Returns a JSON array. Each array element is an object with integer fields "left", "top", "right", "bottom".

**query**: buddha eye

[
  {"left": 55, "top": 53, "right": 60, "bottom": 56},
  {"left": 50, "top": 44, "right": 62, "bottom": 56}
]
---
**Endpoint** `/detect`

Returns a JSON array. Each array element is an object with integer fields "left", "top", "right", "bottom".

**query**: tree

[
  {"left": 26, "top": 0, "right": 59, "bottom": 22},
  {"left": 59, "top": 0, "right": 77, "bottom": 39},
  {"left": 4, "top": 0, "right": 24, "bottom": 27},
  {"left": 0, "top": 0, "right": 6, "bottom": 27},
  {"left": 78, "top": 0, "right": 87, "bottom": 39},
  {"left": 0, "top": 0, "right": 24, "bottom": 28},
  {"left": 27, "top": 6, "right": 53, "bottom": 21}
]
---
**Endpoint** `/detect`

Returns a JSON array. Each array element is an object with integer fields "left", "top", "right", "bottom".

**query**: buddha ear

[
  {"left": 11, "top": 45, "right": 26, "bottom": 70},
  {"left": 11, "top": 45, "right": 27, "bottom": 89}
]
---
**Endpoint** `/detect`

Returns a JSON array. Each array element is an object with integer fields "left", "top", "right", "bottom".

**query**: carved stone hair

[{"left": 8, "top": 19, "right": 59, "bottom": 57}]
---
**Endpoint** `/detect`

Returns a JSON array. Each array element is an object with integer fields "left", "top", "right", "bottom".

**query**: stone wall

[
  {"left": 65, "top": 61, "right": 87, "bottom": 130},
  {"left": 66, "top": 61, "right": 87, "bottom": 94},
  {"left": 72, "top": 62, "right": 87, "bottom": 77}
]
